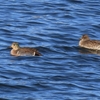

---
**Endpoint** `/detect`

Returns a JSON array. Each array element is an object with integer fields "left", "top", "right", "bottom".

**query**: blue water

[{"left": 0, "top": 0, "right": 100, "bottom": 100}]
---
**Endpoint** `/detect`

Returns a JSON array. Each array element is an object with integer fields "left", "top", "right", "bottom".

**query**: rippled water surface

[{"left": 0, "top": 0, "right": 100, "bottom": 100}]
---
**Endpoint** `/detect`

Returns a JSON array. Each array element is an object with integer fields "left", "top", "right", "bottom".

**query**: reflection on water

[{"left": 79, "top": 47, "right": 100, "bottom": 55}]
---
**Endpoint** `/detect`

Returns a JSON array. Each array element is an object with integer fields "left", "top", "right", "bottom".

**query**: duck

[
  {"left": 79, "top": 34, "right": 100, "bottom": 50},
  {"left": 10, "top": 42, "right": 41, "bottom": 56}
]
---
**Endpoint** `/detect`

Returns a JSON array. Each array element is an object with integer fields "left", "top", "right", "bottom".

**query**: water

[{"left": 0, "top": 0, "right": 100, "bottom": 100}]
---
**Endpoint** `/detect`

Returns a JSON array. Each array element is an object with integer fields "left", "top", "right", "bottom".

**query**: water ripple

[{"left": 0, "top": 0, "right": 100, "bottom": 100}]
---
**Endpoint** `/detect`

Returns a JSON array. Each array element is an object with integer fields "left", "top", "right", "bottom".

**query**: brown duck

[
  {"left": 79, "top": 34, "right": 100, "bottom": 50},
  {"left": 11, "top": 42, "right": 41, "bottom": 56}
]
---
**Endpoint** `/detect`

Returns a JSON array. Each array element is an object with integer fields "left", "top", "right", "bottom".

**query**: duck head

[
  {"left": 80, "top": 34, "right": 90, "bottom": 41},
  {"left": 11, "top": 42, "right": 20, "bottom": 50}
]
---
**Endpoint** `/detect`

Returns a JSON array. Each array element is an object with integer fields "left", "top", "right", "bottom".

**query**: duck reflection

[{"left": 79, "top": 47, "right": 100, "bottom": 55}]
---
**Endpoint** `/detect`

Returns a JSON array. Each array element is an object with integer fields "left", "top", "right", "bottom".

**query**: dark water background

[{"left": 0, "top": 0, "right": 100, "bottom": 100}]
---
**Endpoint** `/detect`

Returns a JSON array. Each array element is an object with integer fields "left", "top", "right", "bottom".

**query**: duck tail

[{"left": 36, "top": 51, "right": 42, "bottom": 56}]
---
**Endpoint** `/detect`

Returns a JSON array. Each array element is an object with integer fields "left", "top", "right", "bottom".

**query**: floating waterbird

[
  {"left": 10, "top": 42, "right": 41, "bottom": 56},
  {"left": 79, "top": 34, "right": 100, "bottom": 50}
]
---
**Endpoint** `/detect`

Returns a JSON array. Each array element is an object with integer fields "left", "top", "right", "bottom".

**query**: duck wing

[
  {"left": 82, "top": 40, "right": 100, "bottom": 50},
  {"left": 18, "top": 47, "right": 41, "bottom": 56}
]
